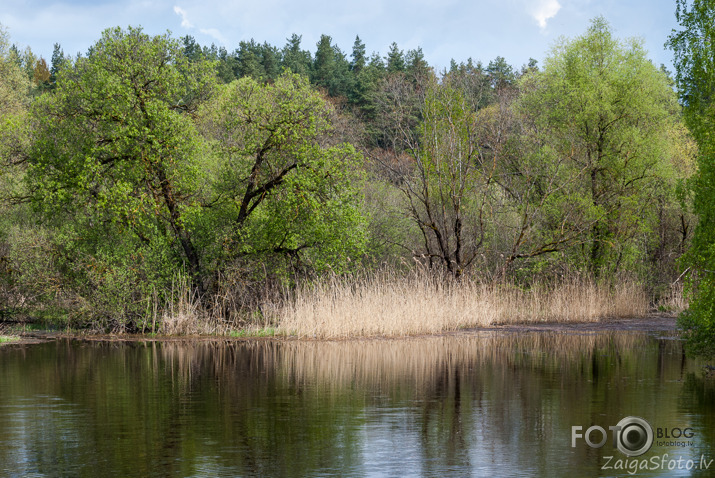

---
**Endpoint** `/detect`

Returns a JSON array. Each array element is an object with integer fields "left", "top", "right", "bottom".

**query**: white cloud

[
  {"left": 173, "top": 6, "right": 193, "bottom": 29},
  {"left": 199, "top": 27, "right": 228, "bottom": 46},
  {"left": 531, "top": 0, "right": 561, "bottom": 29},
  {"left": 172, "top": 5, "right": 228, "bottom": 46}
]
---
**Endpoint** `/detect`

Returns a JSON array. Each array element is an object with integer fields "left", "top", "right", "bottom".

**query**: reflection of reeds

[
  {"left": 272, "top": 272, "right": 649, "bottom": 338},
  {"left": 271, "top": 333, "right": 652, "bottom": 392},
  {"left": 157, "top": 332, "right": 665, "bottom": 396}
]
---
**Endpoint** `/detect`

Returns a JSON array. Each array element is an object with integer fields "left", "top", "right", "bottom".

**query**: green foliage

[
  {"left": 281, "top": 34, "right": 312, "bottom": 78},
  {"left": 198, "top": 73, "right": 368, "bottom": 274},
  {"left": 16, "top": 27, "right": 369, "bottom": 329},
  {"left": 486, "top": 56, "right": 516, "bottom": 90},
  {"left": 0, "top": 24, "right": 33, "bottom": 316},
  {"left": 49, "top": 43, "right": 66, "bottom": 87},
  {"left": 405, "top": 48, "right": 431, "bottom": 83},
  {"left": 229, "top": 327, "right": 278, "bottom": 337},
  {"left": 519, "top": 17, "right": 683, "bottom": 277},
  {"left": 235, "top": 39, "right": 281, "bottom": 82},
  {"left": 443, "top": 59, "right": 495, "bottom": 110},
  {"left": 312, "top": 35, "right": 353, "bottom": 98},
  {"left": 667, "top": 0, "right": 715, "bottom": 357},
  {"left": 350, "top": 36, "right": 366, "bottom": 73},
  {"left": 0, "top": 25, "right": 31, "bottom": 116},
  {"left": 348, "top": 54, "right": 387, "bottom": 139},
  {"left": 0, "top": 20, "right": 698, "bottom": 334},
  {"left": 386, "top": 42, "right": 405, "bottom": 73},
  {"left": 25, "top": 26, "right": 217, "bottom": 323},
  {"left": 679, "top": 274, "right": 715, "bottom": 357}
]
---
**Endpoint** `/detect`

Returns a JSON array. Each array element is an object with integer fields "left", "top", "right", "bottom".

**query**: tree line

[
  {"left": 4, "top": 30, "right": 526, "bottom": 150},
  {"left": 0, "top": 16, "right": 707, "bottom": 353}
]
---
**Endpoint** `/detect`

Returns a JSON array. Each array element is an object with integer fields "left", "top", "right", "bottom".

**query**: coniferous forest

[{"left": 0, "top": 11, "right": 713, "bottom": 355}]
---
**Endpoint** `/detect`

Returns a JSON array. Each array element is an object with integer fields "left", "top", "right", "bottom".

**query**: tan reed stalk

[{"left": 273, "top": 270, "right": 649, "bottom": 338}]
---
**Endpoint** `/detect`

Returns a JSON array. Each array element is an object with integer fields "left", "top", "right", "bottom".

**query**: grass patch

[
  {"left": 229, "top": 328, "right": 279, "bottom": 338},
  {"left": 0, "top": 335, "right": 19, "bottom": 344},
  {"left": 11, "top": 322, "right": 51, "bottom": 333}
]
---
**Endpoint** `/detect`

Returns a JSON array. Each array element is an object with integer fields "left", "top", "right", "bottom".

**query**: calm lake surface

[{"left": 0, "top": 329, "right": 713, "bottom": 477}]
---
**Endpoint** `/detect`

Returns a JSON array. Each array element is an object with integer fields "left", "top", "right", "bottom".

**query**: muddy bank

[{"left": 480, "top": 313, "right": 678, "bottom": 334}]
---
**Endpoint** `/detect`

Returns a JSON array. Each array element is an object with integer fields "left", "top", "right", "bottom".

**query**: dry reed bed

[{"left": 272, "top": 273, "right": 649, "bottom": 339}]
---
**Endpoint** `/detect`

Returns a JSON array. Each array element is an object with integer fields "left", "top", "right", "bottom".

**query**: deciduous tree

[
  {"left": 198, "top": 72, "right": 367, "bottom": 273},
  {"left": 521, "top": 17, "right": 682, "bottom": 277},
  {"left": 395, "top": 79, "right": 492, "bottom": 276},
  {"left": 27, "top": 27, "right": 217, "bottom": 298},
  {"left": 667, "top": 0, "right": 715, "bottom": 356}
]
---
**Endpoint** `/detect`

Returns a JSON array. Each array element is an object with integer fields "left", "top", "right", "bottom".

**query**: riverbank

[
  {"left": 2, "top": 313, "right": 679, "bottom": 346},
  {"left": 1, "top": 272, "right": 685, "bottom": 341},
  {"left": 475, "top": 313, "right": 678, "bottom": 334}
]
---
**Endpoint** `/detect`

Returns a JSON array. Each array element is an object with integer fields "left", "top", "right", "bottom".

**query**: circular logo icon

[{"left": 615, "top": 416, "right": 653, "bottom": 457}]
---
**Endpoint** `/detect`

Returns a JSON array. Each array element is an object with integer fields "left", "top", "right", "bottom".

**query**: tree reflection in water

[{"left": 0, "top": 331, "right": 710, "bottom": 477}]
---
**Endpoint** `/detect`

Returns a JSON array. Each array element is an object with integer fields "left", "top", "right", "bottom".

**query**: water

[{"left": 0, "top": 331, "right": 712, "bottom": 477}]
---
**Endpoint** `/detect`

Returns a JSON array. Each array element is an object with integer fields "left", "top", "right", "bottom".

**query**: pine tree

[
  {"left": 486, "top": 56, "right": 515, "bottom": 90},
  {"left": 350, "top": 36, "right": 366, "bottom": 73},
  {"left": 405, "top": 47, "right": 430, "bottom": 79},
  {"left": 49, "top": 43, "right": 65, "bottom": 86},
  {"left": 181, "top": 35, "right": 203, "bottom": 62},
  {"left": 236, "top": 40, "right": 267, "bottom": 80},
  {"left": 281, "top": 34, "right": 311, "bottom": 77},
  {"left": 386, "top": 42, "right": 405, "bottom": 73},
  {"left": 312, "top": 35, "right": 335, "bottom": 89},
  {"left": 312, "top": 35, "right": 352, "bottom": 97}
]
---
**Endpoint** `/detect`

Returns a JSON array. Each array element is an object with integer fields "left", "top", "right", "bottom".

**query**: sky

[{"left": 1, "top": 0, "right": 681, "bottom": 73}]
